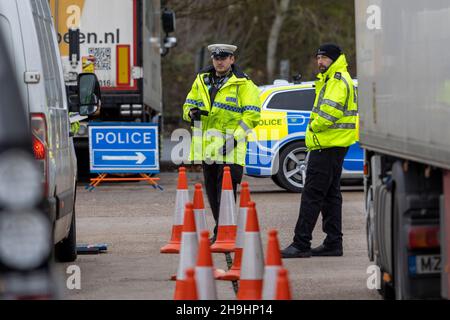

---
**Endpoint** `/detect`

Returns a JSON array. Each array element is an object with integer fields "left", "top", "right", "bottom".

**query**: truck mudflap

[{"left": 442, "top": 171, "right": 450, "bottom": 299}]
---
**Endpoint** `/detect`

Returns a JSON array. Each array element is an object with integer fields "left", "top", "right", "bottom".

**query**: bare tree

[{"left": 266, "top": 0, "right": 291, "bottom": 82}]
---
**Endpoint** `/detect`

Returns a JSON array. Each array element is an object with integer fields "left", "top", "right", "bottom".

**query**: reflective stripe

[
  {"left": 213, "top": 102, "right": 242, "bottom": 113},
  {"left": 186, "top": 99, "right": 204, "bottom": 107},
  {"left": 242, "top": 105, "right": 261, "bottom": 112},
  {"left": 193, "top": 129, "right": 203, "bottom": 138},
  {"left": 239, "top": 121, "right": 251, "bottom": 133},
  {"left": 340, "top": 76, "right": 351, "bottom": 110},
  {"left": 316, "top": 84, "right": 327, "bottom": 107},
  {"left": 343, "top": 110, "right": 358, "bottom": 117},
  {"left": 321, "top": 99, "right": 345, "bottom": 112},
  {"left": 329, "top": 123, "right": 356, "bottom": 129},
  {"left": 318, "top": 110, "right": 339, "bottom": 123}
]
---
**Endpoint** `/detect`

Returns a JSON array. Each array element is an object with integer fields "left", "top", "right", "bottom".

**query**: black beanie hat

[{"left": 316, "top": 43, "right": 342, "bottom": 61}]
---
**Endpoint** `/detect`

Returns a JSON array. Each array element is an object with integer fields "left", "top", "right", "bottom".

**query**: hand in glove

[{"left": 189, "top": 108, "right": 202, "bottom": 121}]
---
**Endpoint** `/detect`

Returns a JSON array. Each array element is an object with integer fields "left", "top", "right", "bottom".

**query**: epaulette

[{"left": 334, "top": 72, "right": 342, "bottom": 80}]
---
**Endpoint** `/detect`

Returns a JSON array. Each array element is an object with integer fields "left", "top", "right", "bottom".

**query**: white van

[{"left": 0, "top": 0, "right": 99, "bottom": 262}]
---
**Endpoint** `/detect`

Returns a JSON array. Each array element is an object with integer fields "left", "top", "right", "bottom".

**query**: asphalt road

[{"left": 55, "top": 172, "right": 380, "bottom": 300}]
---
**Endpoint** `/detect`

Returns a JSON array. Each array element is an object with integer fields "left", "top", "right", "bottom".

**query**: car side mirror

[{"left": 77, "top": 73, "right": 101, "bottom": 116}]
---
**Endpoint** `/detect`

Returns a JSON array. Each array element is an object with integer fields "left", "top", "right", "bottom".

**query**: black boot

[
  {"left": 281, "top": 244, "right": 311, "bottom": 259},
  {"left": 311, "top": 244, "right": 343, "bottom": 257}
]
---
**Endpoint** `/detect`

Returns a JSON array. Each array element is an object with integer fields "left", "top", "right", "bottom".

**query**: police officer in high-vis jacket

[
  {"left": 282, "top": 43, "right": 358, "bottom": 258},
  {"left": 182, "top": 44, "right": 261, "bottom": 243}
]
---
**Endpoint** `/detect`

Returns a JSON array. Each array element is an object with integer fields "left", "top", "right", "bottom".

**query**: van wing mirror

[{"left": 77, "top": 73, "right": 101, "bottom": 116}]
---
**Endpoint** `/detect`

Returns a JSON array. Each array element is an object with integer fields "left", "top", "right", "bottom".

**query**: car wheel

[
  {"left": 271, "top": 174, "right": 285, "bottom": 190},
  {"left": 55, "top": 200, "right": 77, "bottom": 263},
  {"left": 275, "top": 141, "right": 308, "bottom": 193}
]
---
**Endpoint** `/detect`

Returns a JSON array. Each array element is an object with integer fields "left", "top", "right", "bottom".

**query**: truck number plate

[{"left": 409, "top": 255, "right": 441, "bottom": 275}]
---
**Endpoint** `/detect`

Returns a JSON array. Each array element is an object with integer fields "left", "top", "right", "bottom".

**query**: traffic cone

[
  {"left": 195, "top": 231, "right": 218, "bottom": 300},
  {"left": 183, "top": 269, "right": 198, "bottom": 300},
  {"left": 237, "top": 201, "right": 264, "bottom": 300},
  {"left": 174, "top": 203, "right": 198, "bottom": 299},
  {"left": 161, "top": 167, "right": 189, "bottom": 254},
  {"left": 217, "top": 182, "right": 251, "bottom": 281},
  {"left": 275, "top": 268, "right": 292, "bottom": 300},
  {"left": 193, "top": 184, "right": 208, "bottom": 240},
  {"left": 174, "top": 268, "right": 198, "bottom": 301},
  {"left": 210, "top": 166, "right": 237, "bottom": 253},
  {"left": 262, "top": 230, "right": 283, "bottom": 300}
]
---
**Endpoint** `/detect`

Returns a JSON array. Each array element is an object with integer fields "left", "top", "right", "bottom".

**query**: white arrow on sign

[{"left": 102, "top": 152, "right": 147, "bottom": 165}]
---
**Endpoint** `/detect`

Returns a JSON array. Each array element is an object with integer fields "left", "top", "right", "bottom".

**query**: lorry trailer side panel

[{"left": 355, "top": 0, "right": 450, "bottom": 170}]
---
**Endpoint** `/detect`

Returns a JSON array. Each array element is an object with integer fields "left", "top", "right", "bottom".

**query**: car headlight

[
  {"left": 0, "top": 150, "right": 42, "bottom": 210},
  {"left": 0, "top": 212, "right": 51, "bottom": 271}
]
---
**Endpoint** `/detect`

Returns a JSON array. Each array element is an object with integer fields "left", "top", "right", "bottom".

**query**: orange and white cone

[
  {"left": 217, "top": 181, "right": 251, "bottom": 281},
  {"left": 183, "top": 269, "right": 199, "bottom": 300},
  {"left": 275, "top": 268, "right": 292, "bottom": 300},
  {"left": 195, "top": 231, "right": 218, "bottom": 300},
  {"left": 174, "top": 203, "right": 198, "bottom": 299},
  {"left": 193, "top": 184, "right": 208, "bottom": 240},
  {"left": 210, "top": 166, "right": 237, "bottom": 253},
  {"left": 262, "top": 230, "right": 283, "bottom": 300},
  {"left": 237, "top": 201, "right": 264, "bottom": 300},
  {"left": 161, "top": 167, "right": 189, "bottom": 254}
]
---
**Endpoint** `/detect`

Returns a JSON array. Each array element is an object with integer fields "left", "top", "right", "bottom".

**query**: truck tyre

[
  {"left": 55, "top": 198, "right": 77, "bottom": 263},
  {"left": 274, "top": 141, "right": 308, "bottom": 193}
]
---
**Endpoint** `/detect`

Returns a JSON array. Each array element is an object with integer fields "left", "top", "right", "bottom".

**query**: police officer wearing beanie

[
  {"left": 281, "top": 43, "right": 358, "bottom": 258},
  {"left": 182, "top": 44, "right": 261, "bottom": 243}
]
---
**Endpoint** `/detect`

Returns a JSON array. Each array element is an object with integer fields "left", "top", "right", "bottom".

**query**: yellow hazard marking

[{"left": 117, "top": 46, "right": 130, "bottom": 86}]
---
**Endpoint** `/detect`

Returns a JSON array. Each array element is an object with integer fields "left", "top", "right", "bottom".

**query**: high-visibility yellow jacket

[
  {"left": 306, "top": 54, "right": 358, "bottom": 150},
  {"left": 182, "top": 65, "right": 261, "bottom": 166}
]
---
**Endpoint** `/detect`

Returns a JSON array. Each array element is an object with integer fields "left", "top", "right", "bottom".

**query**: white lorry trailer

[{"left": 356, "top": 0, "right": 450, "bottom": 299}]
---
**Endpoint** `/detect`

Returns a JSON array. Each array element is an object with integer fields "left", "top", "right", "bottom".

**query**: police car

[{"left": 245, "top": 80, "right": 363, "bottom": 192}]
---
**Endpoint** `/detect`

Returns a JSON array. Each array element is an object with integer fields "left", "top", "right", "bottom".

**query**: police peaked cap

[{"left": 208, "top": 44, "right": 237, "bottom": 57}]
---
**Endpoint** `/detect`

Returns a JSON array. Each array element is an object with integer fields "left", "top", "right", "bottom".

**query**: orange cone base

[
  {"left": 237, "top": 280, "right": 263, "bottom": 300},
  {"left": 217, "top": 268, "right": 240, "bottom": 281},
  {"left": 173, "top": 280, "right": 185, "bottom": 300},
  {"left": 171, "top": 268, "right": 226, "bottom": 281},
  {"left": 217, "top": 248, "right": 242, "bottom": 281},
  {"left": 210, "top": 225, "right": 237, "bottom": 253},
  {"left": 160, "top": 225, "right": 182, "bottom": 254}
]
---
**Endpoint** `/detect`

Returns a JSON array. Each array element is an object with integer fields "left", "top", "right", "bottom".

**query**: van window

[
  {"left": 266, "top": 89, "right": 316, "bottom": 111},
  {"left": 31, "top": 0, "right": 63, "bottom": 108}
]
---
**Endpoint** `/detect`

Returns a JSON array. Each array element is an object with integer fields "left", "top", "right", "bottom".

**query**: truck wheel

[
  {"left": 274, "top": 141, "right": 308, "bottom": 193},
  {"left": 55, "top": 204, "right": 77, "bottom": 263}
]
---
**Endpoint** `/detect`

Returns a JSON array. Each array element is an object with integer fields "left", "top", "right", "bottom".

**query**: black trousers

[
  {"left": 293, "top": 147, "right": 348, "bottom": 250},
  {"left": 202, "top": 163, "right": 243, "bottom": 236}
]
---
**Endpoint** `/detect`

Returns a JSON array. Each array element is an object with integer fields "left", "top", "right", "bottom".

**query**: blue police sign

[{"left": 89, "top": 123, "right": 159, "bottom": 173}]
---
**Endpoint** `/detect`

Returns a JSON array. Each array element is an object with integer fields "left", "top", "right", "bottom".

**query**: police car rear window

[{"left": 267, "top": 89, "right": 316, "bottom": 111}]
